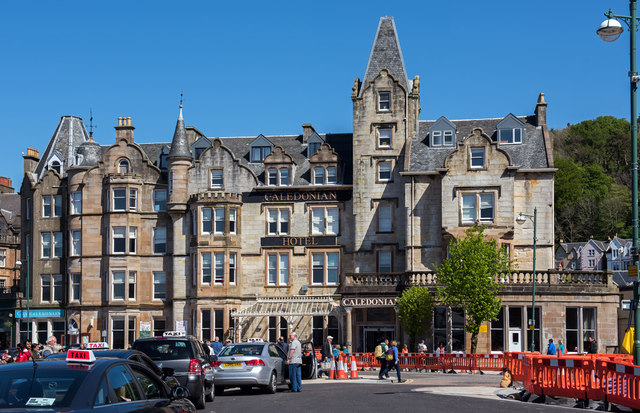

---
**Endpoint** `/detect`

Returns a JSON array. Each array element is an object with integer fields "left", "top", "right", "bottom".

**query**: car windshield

[
  {"left": 134, "top": 340, "right": 193, "bottom": 361},
  {"left": 219, "top": 344, "right": 265, "bottom": 357},
  {"left": 0, "top": 367, "right": 89, "bottom": 409}
]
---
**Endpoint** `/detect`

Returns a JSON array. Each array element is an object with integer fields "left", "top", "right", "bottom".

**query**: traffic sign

[{"left": 629, "top": 265, "right": 638, "bottom": 278}]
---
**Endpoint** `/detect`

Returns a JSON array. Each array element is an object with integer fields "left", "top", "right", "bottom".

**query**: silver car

[{"left": 212, "top": 342, "right": 289, "bottom": 395}]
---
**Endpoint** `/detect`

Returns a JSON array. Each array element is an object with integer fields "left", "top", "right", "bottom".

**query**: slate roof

[
  {"left": 558, "top": 242, "right": 586, "bottom": 255},
  {"left": 361, "top": 16, "right": 410, "bottom": 95},
  {"left": 409, "top": 116, "right": 549, "bottom": 172},
  {"left": 0, "top": 193, "right": 21, "bottom": 230},
  {"left": 217, "top": 133, "right": 353, "bottom": 186},
  {"left": 35, "top": 116, "right": 89, "bottom": 177},
  {"left": 168, "top": 106, "right": 192, "bottom": 160}
]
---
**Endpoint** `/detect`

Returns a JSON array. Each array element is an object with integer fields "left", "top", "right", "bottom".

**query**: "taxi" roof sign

[
  {"left": 163, "top": 331, "right": 186, "bottom": 337},
  {"left": 66, "top": 349, "right": 96, "bottom": 363}
]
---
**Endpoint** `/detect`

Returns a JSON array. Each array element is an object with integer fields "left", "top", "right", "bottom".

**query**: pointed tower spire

[
  {"left": 361, "top": 16, "right": 409, "bottom": 95},
  {"left": 168, "top": 93, "right": 191, "bottom": 160}
]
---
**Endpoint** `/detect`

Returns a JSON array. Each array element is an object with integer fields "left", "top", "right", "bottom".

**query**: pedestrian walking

[
  {"left": 546, "top": 339, "right": 556, "bottom": 355},
  {"left": 557, "top": 339, "right": 566, "bottom": 356},
  {"left": 375, "top": 338, "right": 389, "bottom": 379},
  {"left": 322, "top": 335, "right": 333, "bottom": 363},
  {"left": 417, "top": 339, "right": 428, "bottom": 353},
  {"left": 287, "top": 332, "right": 302, "bottom": 392},
  {"left": 42, "top": 336, "right": 62, "bottom": 358},
  {"left": 211, "top": 337, "right": 223, "bottom": 355},
  {"left": 401, "top": 344, "right": 409, "bottom": 354},
  {"left": 435, "top": 342, "right": 445, "bottom": 354},
  {"left": 16, "top": 343, "right": 31, "bottom": 362},
  {"left": 587, "top": 336, "right": 598, "bottom": 354},
  {"left": 278, "top": 336, "right": 289, "bottom": 356},
  {"left": 379, "top": 340, "right": 406, "bottom": 383}
]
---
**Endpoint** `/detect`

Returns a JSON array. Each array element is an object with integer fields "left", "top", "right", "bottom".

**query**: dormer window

[
  {"left": 309, "top": 142, "right": 321, "bottom": 156},
  {"left": 497, "top": 113, "right": 525, "bottom": 145},
  {"left": 50, "top": 161, "right": 61, "bottom": 174},
  {"left": 429, "top": 116, "right": 457, "bottom": 147},
  {"left": 118, "top": 159, "right": 130, "bottom": 174},
  {"left": 252, "top": 146, "right": 271, "bottom": 162},
  {"left": 498, "top": 128, "right": 522, "bottom": 144},
  {"left": 378, "top": 92, "right": 391, "bottom": 111},
  {"left": 306, "top": 133, "right": 325, "bottom": 158}
]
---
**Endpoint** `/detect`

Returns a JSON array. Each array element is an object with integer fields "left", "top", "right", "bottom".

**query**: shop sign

[
  {"left": 341, "top": 297, "right": 397, "bottom": 307},
  {"left": 15, "top": 310, "right": 63, "bottom": 318}
]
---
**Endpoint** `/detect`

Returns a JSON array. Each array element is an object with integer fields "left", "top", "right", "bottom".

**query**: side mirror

[
  {"left": 161, "top": 367, "right": 175, "bottom": 379},
  {"left": 172, "top": 386, "right": 190, "bottom": 399}
]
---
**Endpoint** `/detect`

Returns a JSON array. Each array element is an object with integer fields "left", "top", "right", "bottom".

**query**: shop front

[
  {"left": 342, "top": 297, "right": 398, "bottom": 352},
  {"left": 16, "top": 309, "right": 65, "bottom": 345}
]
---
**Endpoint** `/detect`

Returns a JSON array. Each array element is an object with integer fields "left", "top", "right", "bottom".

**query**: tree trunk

[{"left": 470, "top": 331, "right": 479, "bottom": 354}]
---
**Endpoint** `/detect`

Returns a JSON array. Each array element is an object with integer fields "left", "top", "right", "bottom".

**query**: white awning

[{"left": 231, "top": 295, "right": 338, "bottom": 318}]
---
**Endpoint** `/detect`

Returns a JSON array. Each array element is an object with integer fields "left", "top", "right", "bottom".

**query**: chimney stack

[
  {"left": 0, "top": 177, "right": 13, "bottom": 193},
  {"left": 23, "top": 147, "right": 39, "bottom": 174},
  {"left": 302, "top": 123, "right": 316, "bottom": 142},
  {"left": 115, "top": 116, "right": 135, "bottom": 143},
  {"left": 535, "top": 93, "right": 547, "bottom": 126}
]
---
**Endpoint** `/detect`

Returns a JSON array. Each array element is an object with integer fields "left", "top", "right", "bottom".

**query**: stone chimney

[
  {"left": 23, "top": 147, "right": 39, "bottom": 174},
  {"left": 302, "top": 123, "right": 316, "bottom": 142},
  {"left": 535, "top": 93, "right": 547, "bottom": 126},
  {"left": 115, "top": 117, "right": 135, "bottom": 143}
]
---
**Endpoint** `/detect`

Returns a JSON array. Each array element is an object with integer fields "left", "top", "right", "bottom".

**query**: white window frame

[
  {"left": 378, "top": 128, "right": 392, "bottom": 148},
  {"left": 71, "top": 191, "right": 82, "bottom": 215},
  {"left": 377, "top": 161, "right": 392, "bottom": 182},
  {"left": 214, "top": 208, "right": 225, "bottom": 234},
  {"left": 267, "top": 252, "right": 289, "bottom": 286},
  {"left": 129, "top": 188, "right": 138, "bottom": 211},
  {"left": 41, "top": 232, "right": 51, "bottom": 258},
  {"left": 0, "top": 249, "right": 5, "bottom": 268},
  {"left": 42, "top": 195, "right": 62, "bottom": 218},
  {"left": 470, "top": 147, "right": 485, "bottom": 169},
  {"left": 251, "top": 146, "right": 271, "bottom": 162},
  {"left": 229, "top": 208, "right": 237, "bottom": 234},
  {"left": 112, "top": 227, "right": 126, "bottom": 254},
  {"left": 118, "top": 159, "right": 130, "bottom": 173},
  {"left": 267, "top": 208, "right": 290, "bottom": 235},
  {"left": 327, "top": 167, "right": 337, "bottom": 184},
  {"left": 129, "top": 227, "right": 137, "bottom": 254},
  {"left": 311, "top": 251, "right": 340, "bottom": 285},
  {"left": 461, "top": 192, "right": 495, "bottom": 224},
  {"left": 112, "top": 188, "right": 127, "bottom": 211},
  {"left": 229, "top": 252, "right": 237, "bottom": 285},
  {"left": 378, "top": 91, "right": 391, "bottom": 111},
  {"left": 498, "top": 128, "right": 523, "bottom": 144},
  {"left": 311, "top": 207, "right": 339, "bottom": 235},
  {"left": 70, "top": 273, "right": 81, "bottom": 302},
  {"left": 111, "top": 270, "right": 126, "bottom": 301},
  {"left": 211, "top": 169, "right": 223, "bottom": 189},
  {"left": 214, "top": 252, "right": 225, "bottom": 285},
  {"left": 201, "top": 208, "right": 212, "bottom": 234},
  {"left": 71, "top": 230, "right": 81, "bottom": 256},
  {"left": 279, "top": 168, "right": 289, "bottom": 186},
  {"left": 201, "top": 252, "right": 212, "bottom": 284}
]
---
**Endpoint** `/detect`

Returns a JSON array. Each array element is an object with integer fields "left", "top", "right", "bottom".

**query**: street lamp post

[
  {"left": 517, "top": 208, "right": 537, "bottom": 352},
  {"left": 598, "top": 1, "right": 640, "bottom": 365}
]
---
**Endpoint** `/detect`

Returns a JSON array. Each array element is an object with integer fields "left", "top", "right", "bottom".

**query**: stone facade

[{"left": 17, "top": 16, "right": 619, "bottom": 354}]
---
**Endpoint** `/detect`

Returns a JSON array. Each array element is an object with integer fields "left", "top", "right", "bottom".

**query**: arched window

[
  {"left": 50, "top": 160, "right": 61, "bottom": 174},
  {"left": 118, "top": 159, "right": 130, "bottom": 174}
]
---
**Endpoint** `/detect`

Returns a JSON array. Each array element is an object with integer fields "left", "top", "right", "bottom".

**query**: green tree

[
  {"left": 396, "top": 286, "right": 435, "bottom": 351},
  {"left": 435, "top": 226, "right": 510, "bottom": 353}
]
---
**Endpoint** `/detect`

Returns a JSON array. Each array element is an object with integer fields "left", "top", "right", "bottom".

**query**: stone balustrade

[{"left": 341, "top": 269, "right": 613, "bottom": 294}]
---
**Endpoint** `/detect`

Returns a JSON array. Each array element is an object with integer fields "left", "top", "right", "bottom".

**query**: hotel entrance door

[{"left": 362, "top": 327, "right": 395, "bottom": 353}]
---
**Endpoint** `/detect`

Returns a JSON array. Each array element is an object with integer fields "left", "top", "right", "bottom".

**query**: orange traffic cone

[
  {"left": 329, "top": 358, "right": 336, "bottom": 379},
  {"left": 349, "top": 356, "right": 360, "bottom": 379},
  {"left": 336, "top": 355, "right": 348, "bottom": 379}
]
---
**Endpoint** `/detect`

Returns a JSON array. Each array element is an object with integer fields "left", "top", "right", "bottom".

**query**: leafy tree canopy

[
  {"left": 397, "top": 286, "right": 435, "bottom": 351},
  {"left": 435, "top": 225, "right": 509, "bottom": 353}
]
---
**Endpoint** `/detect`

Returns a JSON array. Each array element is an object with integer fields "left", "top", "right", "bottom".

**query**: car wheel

[
  {"left": 193, "top": 384, "right": 206, "bottom": 410},
  {"left": 265, "top": 372, "right": 277, "bottom": 394},
  {"left": 214, "top": 386, "right": 225, "bottom": 396},
  {"left": 205, "top": 383, "right": 214, "bottom": 402}
]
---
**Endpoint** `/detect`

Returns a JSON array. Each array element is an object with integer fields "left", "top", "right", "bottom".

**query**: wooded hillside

[{"left": 553, "top": 116, "right": 632, "bottom": 242}]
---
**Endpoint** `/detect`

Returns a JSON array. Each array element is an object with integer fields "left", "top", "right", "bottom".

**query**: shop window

[
  {"left": 202, "top": 309, "right": 211, "bottom": 341},
  {"left": 491, "top": 307, "right": 505, "bottom": 352},
  {"left": 526, "top": 306, "right": 541, "bottom": 353},
  {"left": 433, "top": 307, "right": 447, "bottom": 350},
  {"left": 112, "top": 317, "right": 125, "bottom": 350},
  {"left": 327, "top": 316, "right": 339, "bottom": 343},
  {"left": 566, "top": 307, "right": 597, "bottom": 353}
]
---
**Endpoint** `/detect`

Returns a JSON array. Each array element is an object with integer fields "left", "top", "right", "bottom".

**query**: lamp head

[
  {"left": 597, "top": 18, "right": 623, "bottom": 42},
  {"left": 516, "top": 214, "right": 527, "bottom": 225}
]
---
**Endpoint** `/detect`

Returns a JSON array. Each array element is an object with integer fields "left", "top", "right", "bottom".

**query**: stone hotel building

[{"left": 19, "top": 17, "right": 619, "bottom": 353}]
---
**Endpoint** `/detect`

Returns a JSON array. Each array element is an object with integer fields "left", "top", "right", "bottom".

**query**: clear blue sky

[{"left": 0, "top": 0, "right": 634, "bottom": 188}]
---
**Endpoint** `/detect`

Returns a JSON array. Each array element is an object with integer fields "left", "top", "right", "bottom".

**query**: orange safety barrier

[
  {"left": 473, "top": 354, "right": 504, "bottom": 372},
  {"left": 596, "top": 359, "right": 640, "bottom": 409}
]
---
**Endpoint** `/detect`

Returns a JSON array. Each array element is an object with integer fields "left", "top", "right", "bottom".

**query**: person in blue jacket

[
  {"left": 379, "top": 340, "right": 406, "bottom": 383},
  {"left": 546, "top": 338, "right": 556, "bottom": 355}
]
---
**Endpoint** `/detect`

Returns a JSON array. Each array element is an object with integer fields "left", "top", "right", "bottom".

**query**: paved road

[{"left": 204, "top": 372, "right": 582, "bottom": 413}]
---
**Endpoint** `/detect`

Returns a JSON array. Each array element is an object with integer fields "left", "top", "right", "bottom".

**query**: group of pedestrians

[
  {"left": 0, "top": 336, "right": 64, "bottom": 364},
  {"left": 547, "top": 336, "right": 597, "bottom": 355},
  {"left": 374, "top": 338, "right": 407, "bottom": 383}
]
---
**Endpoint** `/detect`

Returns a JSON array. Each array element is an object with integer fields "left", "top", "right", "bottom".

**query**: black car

[
  {"left": 133, "top": 334, "right": 215, "bottom": 409},
  {"left": 0, "top": 350, "right": 195, "bottom": 412},
  {"left": 45, "top": 349, "right": 181, "bottom": 389}
]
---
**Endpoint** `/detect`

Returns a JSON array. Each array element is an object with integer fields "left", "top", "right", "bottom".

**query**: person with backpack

[
  {"left": 379, "top": 340, "right": 406, "bottom": 383},
  {"left": 376, "top": 338, "right": 390, "bottom": 379}
]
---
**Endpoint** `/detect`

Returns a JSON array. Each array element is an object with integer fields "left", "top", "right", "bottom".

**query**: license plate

[{"left": 224, "top": 362, "right": 242, "bottom": 367}]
